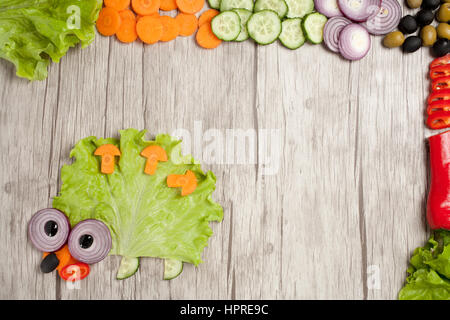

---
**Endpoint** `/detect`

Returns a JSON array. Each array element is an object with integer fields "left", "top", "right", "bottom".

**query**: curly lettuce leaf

[
  {"left": 399, "top": 230, "right": 450, "bottom": 300},
  {"left": 53, "top": 129, "right": 224, "bottom": 266},
  {"left": 0, "top": 0, "right": 102, "bottom": 80}
]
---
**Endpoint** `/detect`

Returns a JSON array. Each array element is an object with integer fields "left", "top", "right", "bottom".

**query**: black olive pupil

[
  {"left": 79, "top": 234, "right": 94, "bottom": 249},
  {"left": 44, "top": 220, "right": 58, "bottom": 237}
]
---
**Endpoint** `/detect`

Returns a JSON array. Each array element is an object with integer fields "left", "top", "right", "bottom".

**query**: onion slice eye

[
  {"left": 28, "top": 208, "right": 70, "bottom": 252},
  {"left": 68, "top": 219, "right": 112, "bottom": 264}
]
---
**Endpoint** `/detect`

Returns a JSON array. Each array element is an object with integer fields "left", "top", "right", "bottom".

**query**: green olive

[
  {"left": 437, "top": 22, "right": 450, "bottom": 39},
  {"left": 407, "top": 0, "right": 422, "bottom": 8},
  {"left": 421, "top": 25, "right": 438, "bottom": 46},
  {"left": 443, "top": 0, "right": 450, "bottom": 3},
  {"left": 383, "top": 31, "right": 405, "bottom": 48},
  {"left": 437, "top": 3, "right": 450, "bottom": 22}
]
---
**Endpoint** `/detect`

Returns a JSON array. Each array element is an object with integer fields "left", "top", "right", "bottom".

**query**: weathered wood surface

[{"left": 0, "top": 8, "right": 434, "bottom": 299}]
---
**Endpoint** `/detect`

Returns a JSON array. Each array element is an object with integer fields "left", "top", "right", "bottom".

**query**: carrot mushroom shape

[
  {"left": 94, "top": 144, "right": 121, "bottom": 174},
  {"left": 167, "top": 170, "right": 197, "bottom": 196},
  {"left": 140, "top": 145, "right": 168, "bottom": 175}
]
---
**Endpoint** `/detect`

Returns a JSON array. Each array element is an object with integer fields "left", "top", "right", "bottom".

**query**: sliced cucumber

[
  {"left": 279, "top": 18, "right": 305, "bottom": 49},
  {"left": 233, "top": 9, "right": 252, "bottom": 41},
  {"left": 164, "top": 259, "right": 183, "bottom": 280},
  {"left": 208, "top": 0, "right": 221, "bottom": 9},
  {"left": 284, "top": 0, "right": 314, "bottom": 18},
  {"left": 254, "top": 0, "right": 288, "bottom": 19},
  {"left": 211, "top": 11, "right": 241, "bottom": 41},
  {"left": 220, "top": 0, "right": 254, "bottom": 12},
  {"left": 302, "top": 12, "right": 327, "bottom": 44},
  {"left": 116, "top": 256, "right": 140, "bottom": 280},
  {"left": 247, "top": 10, "right": 282, "bottom": 45}
]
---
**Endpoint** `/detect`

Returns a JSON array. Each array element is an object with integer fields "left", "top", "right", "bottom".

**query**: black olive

[
  {"left": 44, "top": 220, "right": 58, "bottom": 237},
  {"left": 416, "top": 10, "right": 435, "bottom": 26},
  {"left": 399, "top": 15, "right": 418, "bottom": 34},
  {"left": 422, "top": 0, "right": 440, "bottom": 9},
  {"left": 432, "top": 38, "right": 450, "bottom": 56},
  {"left": 79, "top": 234, "right": 94, "bottom": 249},
  {"left": 402, "top": 36, "right": 423, "bottom": 52},
  {"left": 40, "top": 252, "right": 59, "bottom": 273}
]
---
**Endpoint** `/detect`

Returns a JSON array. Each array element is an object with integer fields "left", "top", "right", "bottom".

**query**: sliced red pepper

[
  {"left": 427, "top": 88, "right": 450, "bottom": 105},
  {"left": 430, "top": 65, "right": 450, "bottom": 80},
  {"left": 427, "top": 111, "right": 450, "bottom": 129},
  {"left": 430, "top": 54, "right": 450, "bottom": 69},
  {"left": 59, "top": 262, "right": 90, "bottom": 282},
  {"left": 431, "top": 75, "right": 450, "bottom": 91},
  {"left": 427, "top": 100, "right": 450, "bottom": 115}
]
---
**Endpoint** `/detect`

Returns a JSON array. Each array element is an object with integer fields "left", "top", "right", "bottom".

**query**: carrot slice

[
  {"left": 117, "top": 12, "right": 138, "bottom": 43},
  {"left": 141, "top": 145, "right": 168, "bottom": 175},
  {"left": 132, "top": 0, "right": 161, "bottom": 15},
  {"left": 196, "top": 23, "right": 221, "bottom": 49},
  {"left": 160, "top": 0, "right": 178, "bottom": 10},
  {"left": 94, "top": 144, "right": 121, "bottom": 174},
  {"left": 104, "top": 0, "right": 131, "bottom": 11},
  {"left": 167, "top": 170, "right": 197, "bottom": 196},
  {"left": 175, "top": 13, "right": 198, "bottom": 36},
  {"left": 137, "top": 16, "right": 163, "bottom": 44},
  {"left": 198, "top": 9, "right": 219, "bottom": 27},
  {"left": 120, "top": 9, "right": 136, "bottom": 21},
  {"left": 96, "top": 7, "right": 122, "bottom": 36},
  {"left": 159, "top": 16, "right": 180, "bottom": 41},
  {"left": 43, "top": 245, "right": 79, "bottom": 272},
  {"left": 176, "top": 0, "right": 204, "bottom": 14}
]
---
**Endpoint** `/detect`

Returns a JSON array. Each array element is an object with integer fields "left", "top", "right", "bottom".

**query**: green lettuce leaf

[
  {"left": 399, "top": 230, "right": 450, "bottom": 300},
  {"left": 0, "top": 0, "right": 102, "bottom": 81},
  {"left": 53, "top": 129, "right": 224, "bottom": 266}
]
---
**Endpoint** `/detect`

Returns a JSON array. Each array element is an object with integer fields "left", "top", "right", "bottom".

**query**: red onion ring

[
  {"left": 337, "top": 0, "right": 381, "bottom": 22},
  {"left": 314, "top": 0, "right": 343, "bottom": 18},
  {"left": 28, "top": 208, "right": 70, "bottom": 252},
  {"left": 68, "top": 219, "right": 112, "bottom": 264},
  {"left": 323, "top": 16, "right": 352, "bottom": 52},
  {"left": 361, "top": 0, "right": 402, "bottom": 35},
  {"left": 338, "top": 23, "right": 371, "bottom": 60}
]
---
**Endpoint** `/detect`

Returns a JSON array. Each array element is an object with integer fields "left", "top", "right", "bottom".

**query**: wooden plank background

[{"left": 0, "top": 4, "right": 437, "bottom": 299}]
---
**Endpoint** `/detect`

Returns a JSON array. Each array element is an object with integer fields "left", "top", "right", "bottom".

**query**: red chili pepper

[
  {"left": 427, "top": 100, "right": 450, "bottom": 115},
  {"left": 427, "top": 88, "right": 450, "bottom": 105},
  {"left": 59, "top": 262, "right": 90, "bottom": 282},
  {"left": 430, "top": 65, "right": 450, "bottom": 80},
  {"left": 431, "top": 75, "right": 450, "bottom": 91},
  {"left": 427, "top": 111, "right": 450, "bottom": 129},
  {"left": 427, "top": 130, "right": 450, "bottom": 230},
  {"left": 430, "top": 54, "right": 450, "bottom": 69}
]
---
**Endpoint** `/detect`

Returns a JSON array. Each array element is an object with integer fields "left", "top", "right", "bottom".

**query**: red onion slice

[
  {"left": 337, "top": 0, "right": 381, "bottom": 22},
  {"left": 361, "top": 0, "right": 402, "bottom": 35},
  {"left": 323, "top": 16, "right": 352, "bottom": 52},
  {"left": 339, "top": 23, "right": 371, "bottom": 60},
  {"left": 28, "top": 208, "right": 70, "bottom": 252},
  {"left": 314, "top": 0, "right": 343, "bottom": 18},
  {"left": 68, "top": 219, "right": 112, "bottom": 264}
]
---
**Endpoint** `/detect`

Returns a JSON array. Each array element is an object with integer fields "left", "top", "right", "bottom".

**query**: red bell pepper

[
  {"left": 427, "top": 88, "right": 450, "bottom": 105},
  {"left": 427, "top": 100, "right": 450, "bottom": 115},
  {"left": 430, "top": 65, "right": 450, "bottom": 80},
  {"left": 427, "top": 130, "right": 450, "bottom": 230},
  {"left": 431, "top": 75, "right": 450, "bottom": 91},
  {"left": 427, "top": 111, "right": 450, "bottom": 129},
  {"left": 430, "top": 54, "right": 450, "bottom": 69}
]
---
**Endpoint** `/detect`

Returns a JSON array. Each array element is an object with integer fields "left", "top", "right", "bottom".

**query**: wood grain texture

[{"left": 0, "top": 8, "right": 433, "bottom": 299}]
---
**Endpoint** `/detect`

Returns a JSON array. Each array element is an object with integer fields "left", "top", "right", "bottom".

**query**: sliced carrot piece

[
  {"left": 119, "top": 9, "right": 136, "bottom": 21},
  {"left": 167, "top": 170, "right": 197, "bottom": 196},
  {"left": 198, "top": 9, "right": 219, "bottom": 27},
  {"left": 137, "top": 16, "right": 163, "bottom": 44},
  {"left": 160, "top": 0, "right": 178, "bottom": 10},
  {"left": 43, "top": 245, "right": 79, "bottom": 272},
  {"left": 196, "top": 23, "right": 221, "bottom": 49},
  {"left": 141, "top": 145, "right": 168, "bottom": 175},
  {"left": 96, "top": 7, "right": 122, "bottom": 36},
  {"left": 116, "top": 13, "right": 138, "bottom": 43},
  {"left": 104, "top": 0, "right": 131, "bottom": 11},
  {"left": 132, "top": 0, "right": 161, "bottom": 15},
  {"left": 159, "top": 16, "right": 180, "bottom": 41},
  {"left": 175, "top": 13, "right": 198, "bottom": 36},
  {"left": 176, "top": 0, "right": 204, "bottom": 14},
  {"left": 94, "top": 144, "right": 121, "bottom": 174}
]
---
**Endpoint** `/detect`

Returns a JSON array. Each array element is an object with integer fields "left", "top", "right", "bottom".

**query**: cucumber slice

[
  {"left": 233, "top": 9, "right": 252, "bottom": 41},
  {"left": 254, "top": 0, "right": 288, "bottom": 19},
  {"left": 279, "top": 18, "right": 305, "bottom": 49},
  {"left": 116, "top": 256, "right": 140, "bottom": 280},
  {"left": 285, "top": 0, "right": 314, "bottom": 18},
  {"left": 220, "top": 0, "right": 254, "bottom": 12},
  {"left": 302, "top": 12, "right": 327, "bottom": 44},
  {"left": 247, "top": 10, "right": 282, "bottom": 45},
  {"left": 211, "top": 11, "right": 241, "bottom": 41},
  {"left": 208, "top": 0, "right": 221, "bottom": 9},
  {"left": 164, "top": 259, "right": 183, "bottom": 280}
]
